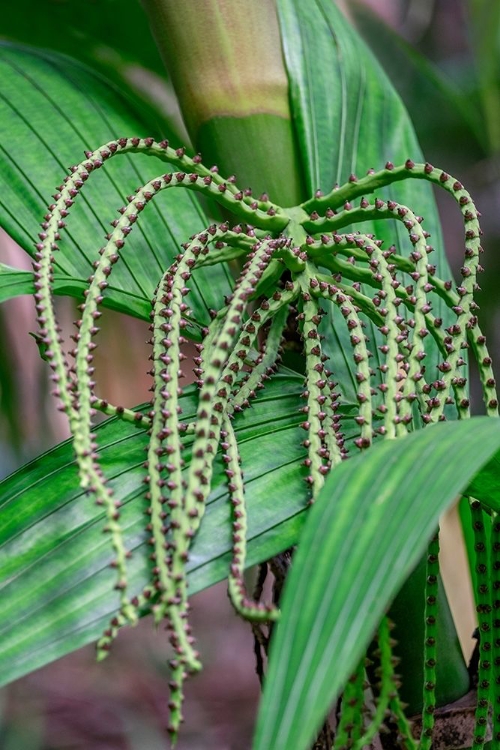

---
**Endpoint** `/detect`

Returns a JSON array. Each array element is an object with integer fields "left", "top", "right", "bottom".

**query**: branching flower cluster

[{"left": 33, "top": 137, "right": 498, "bottom": 746}]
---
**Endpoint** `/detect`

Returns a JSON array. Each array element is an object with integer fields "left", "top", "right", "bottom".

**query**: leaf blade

[
  {"left": 253, "top": 417, "right": 500, "bottom": 750},
  {"left": 2, "top": 0, "right": 166, "bottom": 79},
  {"left": 0, "top": 43, "right": 232, "bottom": 324},
  {"left": 276, "top": 0, "right": 455, "bottom": 400},
  {"left": 0, "top": 372, "right": 360, "bottom": 688}
]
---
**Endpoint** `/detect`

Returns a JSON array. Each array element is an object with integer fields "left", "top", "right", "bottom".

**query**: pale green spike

[
  {"left": 147, "top": 226, "right": 225, "bottom": 664},
  {"left": 309, "top": 259, "right": 466, "bottom": 417},
  {"left": 303, "top": 162, "right": 489, "bottom": 416},
  {"left": 321, "top": 283, "right": 373, "bottom": 450},
  {"left": 353, "top": 617, "right": 399, "bottom": 749},
  {"left": 229, "top": 301, "right": 293, "bottom": 412},
  {"left": 469, "top": 502, "right": 492, "bottom": 750},
  {"left": 389, "top": 696, "right": 417, "bottom": 750},
  {"left": 223, "top": 416, "right": 279, "bottom": 622},
  {"left": 310, "top": 201, "right": 436, "bottom": 415},
  {"left": 418, "top": 533, "right": 440, "bottom": 750},
  {"left": 333, "top": 656, "right": 366, "bottom": 750},
  {"left": 92, "top": 399, "right": 151, "bottom": 427},
  {"left": 299, "top": 290, "right": 330, "bottom": 497},
  {"left": 32, "top": 132, "right": 499, "bottom": 750}
]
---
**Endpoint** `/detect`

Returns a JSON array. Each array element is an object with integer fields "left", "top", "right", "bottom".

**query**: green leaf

[
  {"left": 349, "top": 0, "right": 485, "bottom": 161},
  {"left": 276, "top": 0, "right": 455, "bottom": 401},
  {"left": 253, "top": 416, "right": 500, "bottom": 750},
  {"left": 469, "top": 0, "right": 500, "bottom": 154},
  {"left": 1, "top": 0, "right": 167, "bottom": 90},
  {"left": 467, "top": 447, "right": 500, "bottom": 506},
  {"left": 0, "top": 263, "right": 151, "bottom": 320},
  {"left": 0, "top": 373, "right": 362, "bottom": 687},
  {"left": 0, "top": 264, "right": 35, "bottom": 305},
  {"left": 0, "top": 43, "right": 232, "bottom": 324},
  {"left": 1, "top": 0, "right": 186, "bottom": 148}
]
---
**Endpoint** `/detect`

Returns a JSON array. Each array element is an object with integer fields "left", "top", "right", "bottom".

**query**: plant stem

[{"left": 140, "top": 0, "right": 305, "bottom": 205}]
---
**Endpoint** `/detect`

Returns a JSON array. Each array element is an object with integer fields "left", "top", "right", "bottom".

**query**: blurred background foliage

[
  {"left": 1, "top": 0, "right": 500, "bottom": 747},
  {"left": 347, "top": 0, "right": 500, "bottom": 411}
]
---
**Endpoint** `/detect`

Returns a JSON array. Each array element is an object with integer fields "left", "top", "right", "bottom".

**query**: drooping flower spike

[{"left": 34, "top": 137, "right": 498, "bottom": 745}]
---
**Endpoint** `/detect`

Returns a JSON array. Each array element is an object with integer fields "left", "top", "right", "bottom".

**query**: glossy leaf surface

[
  {"left": 0, "top": 372, "right": 357, "bottom": 688},
  {"left": 1, "top": 0, "right": 184, "bottom": 148},
  {"left": 277, "top": 0, "right": 455, "bottom": 400},
  {"left": 0, "top": 43, "right": 231, "bottom": 324}
]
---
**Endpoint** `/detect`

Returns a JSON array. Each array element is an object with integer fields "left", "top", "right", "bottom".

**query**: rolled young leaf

[{"left": 141, "top": 0, "right": 305, "bottom": 206}]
